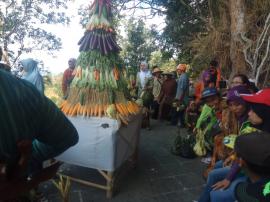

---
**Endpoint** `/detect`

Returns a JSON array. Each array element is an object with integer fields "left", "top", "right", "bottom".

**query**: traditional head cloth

[
  {"left": 68, "top": 58, "right": 76, "bottom": 68},
  {"left": 21, "top": 58, "right": 44, "bottom": 94},
  {"left": 176, "top": 64, "right": 187, "bottom": 72},
  {"left": 140, "top": 61, "right": 148, "bottom": 70},
  {"left": 227, "top": 85, "right": 250, "bottom": 105}
]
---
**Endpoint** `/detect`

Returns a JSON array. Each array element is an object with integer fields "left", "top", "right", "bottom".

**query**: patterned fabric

[
  {"left": 152, "top": 77, "right": 162, "bottom": 100},
  {"left": 194, "top": 104, "right": 219, "bottom": 156},
  {"left": 0, "top": 69, "right": 78, "bottom": 165}
]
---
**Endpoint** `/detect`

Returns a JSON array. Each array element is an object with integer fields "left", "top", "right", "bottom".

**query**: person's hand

[
  {"left": 174, "top": 99, "right": 181, "bottom": 107},
  {"left": 212, "top": 179, "right": 231, "bottom": 191},
  {"left": 223, "top": 156, "right": 233, "bottom": 167},
  {"left": 30, "top": 162, "right": 62, "bottom": 186}
]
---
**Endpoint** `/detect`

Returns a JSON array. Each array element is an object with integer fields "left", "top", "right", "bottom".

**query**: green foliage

[
  {"left": 149, "top": 50, "right": 163, "bottom": 68},
  {"left": 0, "top": 0, "right": 70, "bottom": 65},
  {"left": 120, "top": 18, "right": 158, "bottom": 72},
  {"left": 161, "top": 0, "right": 208, "bottom": 62},
  {"left": 45, "top": 73, "right": 63, "bottom": 106},
  {"left": 160, "top": 59, "right": 177, "bottom": 73}
]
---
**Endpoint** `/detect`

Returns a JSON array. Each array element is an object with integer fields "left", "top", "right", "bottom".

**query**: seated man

[
  {"left": 234, "top": 131, "right": 270, "bottom": 202},
  {"left": 0, "top": 69, "right": 79, "bottom": 200}
]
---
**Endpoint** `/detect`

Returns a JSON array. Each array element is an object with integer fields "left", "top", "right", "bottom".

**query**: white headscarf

[
  {"left": 139, "top": 61, "right": 151, "bottom": 88},
  {"left": 21, "top": 58, "right": 44, "bottom": 94}
]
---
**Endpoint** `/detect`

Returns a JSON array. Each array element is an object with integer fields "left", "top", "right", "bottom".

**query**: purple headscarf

[{"left": 227, "top": 85, "right": 250, "bottom": 105}]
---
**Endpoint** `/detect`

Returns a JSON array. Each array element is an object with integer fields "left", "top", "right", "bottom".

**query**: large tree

[
  {"left": 0, "top": 0, "right": 70, "bottom": 66},
  {"left": 84, "top": 0, "right": 270, "bottom": 84},
  {"left": 120, "top": 18, "right": 158, "bottom": 73}
]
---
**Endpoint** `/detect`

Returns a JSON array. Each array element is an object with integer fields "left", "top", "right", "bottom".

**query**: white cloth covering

[{"left": 56, "top": 114, "right": 142, "bottom": 172}]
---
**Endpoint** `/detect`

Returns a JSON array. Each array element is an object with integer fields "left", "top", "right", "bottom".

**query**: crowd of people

[
  {"left": 131, "top": 61, "right": 191, "bottom": 130},
  {"left": 129, "top": 59, "right": 270, "bottom": 202},
  {"left": 1, "top": 49, "right": 270, "bottom": 202}
]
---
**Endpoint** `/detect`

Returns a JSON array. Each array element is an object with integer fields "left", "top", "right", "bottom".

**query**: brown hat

[
  {"left": 162, "top": 71, "right": 174, "bottom": 76},
  {"left": 152, "top": 67, "right": 163, "bottom": 74}
]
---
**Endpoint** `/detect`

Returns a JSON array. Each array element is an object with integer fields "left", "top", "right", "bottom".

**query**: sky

[{"left": 20, "top": 0, "right": 165, "bottom": 75}]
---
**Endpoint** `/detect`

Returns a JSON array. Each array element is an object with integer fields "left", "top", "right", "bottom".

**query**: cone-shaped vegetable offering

[{"left": 60, "top": 0, "right": 140, "bottom": 121}]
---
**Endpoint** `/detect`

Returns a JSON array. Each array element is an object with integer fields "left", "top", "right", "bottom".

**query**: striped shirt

[{"left": 0, "top": 70, "right": 78, "bottom": 165}]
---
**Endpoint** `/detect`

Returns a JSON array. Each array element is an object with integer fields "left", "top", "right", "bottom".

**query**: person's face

[
  {"left": 228, "top": 101, "right": 246, "bottom": 117},
  {"left": 248, "top": 109, "right": 263, "bottom": 125},
  {"left": 209, "top": 67, "right": 216, "bottom": 75},
  {"left": 231, "top": 76, "right": 244, "bottom": 88},
  {"left": 68, "top": 61, "right": 75, "bottom": 69},
  {"left": 140, "top": 64, "right": 147, "bottom": 71},
  {"left": 153, "top": 72, "right": 161, "bottom": 78},
  {"left": 176, "top": 69, "right": 182, "bottom": 74},
  {"left": 205, "top": 95, "right": 220, "bottom": 109}
]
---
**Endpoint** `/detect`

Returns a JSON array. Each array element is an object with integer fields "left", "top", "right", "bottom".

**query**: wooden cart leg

[{"left": 106, "top": 171, "right": 114, "bottom": 199}]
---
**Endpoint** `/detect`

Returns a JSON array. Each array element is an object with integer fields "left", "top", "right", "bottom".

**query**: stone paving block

[
  {"left": 165, "top": 190, "right": 199, "bottom": 202},
  {"left": 176, "top": 173, "right": 205, "bottom": 189},
  {"left": 149, "top": 176, "right": 183, "bottom": 194}
]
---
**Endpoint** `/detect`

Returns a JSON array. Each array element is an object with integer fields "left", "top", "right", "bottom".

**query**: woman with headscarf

[
  {"left": 198, "top": 88, "right": 270, "bottom": 202},
  {"left": 21, "top": 58, "right": 44, "bottom": 94},
  {"left": 198, "top": 85, "right": 251, "bottom": 202}
]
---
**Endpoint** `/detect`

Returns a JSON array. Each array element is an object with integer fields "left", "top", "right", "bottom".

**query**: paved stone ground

[{"left": 40, "top": 120, "right": 206, "bottom": 202}]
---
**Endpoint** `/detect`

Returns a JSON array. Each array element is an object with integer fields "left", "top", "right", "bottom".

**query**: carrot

[
  {"left": 87, "top": 106, "right": 91, "bottom": 117},
  {"left": 67, "top": 104, "right": 74, "bottom": 115},
  {"left": 78, "top": 67, "right": 82, "bottom": 79},
  {"left": 71, "top": 104, "right": 78, "bottom": 116},
  {"left": 94, "top": 69, "right": 100, "bottom": 81},
  {"left": 119, "top": 103, "right": 129, "bottom": 116},
  {"left": 115, "top": 103, "right": 124, "bottom": 115},
  {"left": 113, "top": 67, "right": 119, "bottom": 80},
  {"left": 94, "top": 104, "right": 99, "bottom": 116},
  {"left": 89, "top": 105, "right": 93, "bottom": 116},
  {"left": 118, "top": 114, "right": 129, "bottom": 125},
  {"left": 98, "top": 104, "right": 102, "bottom": 117},
  {"left": 59, "top": 101, "right": 66, "bottom": 109}
]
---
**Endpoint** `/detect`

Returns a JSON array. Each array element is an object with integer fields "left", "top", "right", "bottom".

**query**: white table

[{"left": 56, "top": 113, "right": 142, "bottom": 198}]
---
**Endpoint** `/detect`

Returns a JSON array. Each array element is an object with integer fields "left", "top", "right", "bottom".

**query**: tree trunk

[{"left": 229, "top": 0, "right": 247, "bottom": 79}]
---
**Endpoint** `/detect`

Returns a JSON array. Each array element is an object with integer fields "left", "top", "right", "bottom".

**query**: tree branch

[
  {"left": 253, "top": 13, "right": 270, "bottom": 69},
  {"left": 240, "top": 32, "right": 254, "bottom": 69},
  {"left": 255, "top": 35, "right": 270, "bottom": 86}
]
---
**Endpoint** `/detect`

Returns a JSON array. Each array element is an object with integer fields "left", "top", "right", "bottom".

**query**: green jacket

[{"left": 0, "top": 70, "right": 78, "bottom": 166}]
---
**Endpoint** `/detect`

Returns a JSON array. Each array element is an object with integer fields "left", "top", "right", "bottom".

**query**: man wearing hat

[
  {"left": 158, "top": 71, "right": 177, "bottom": 120},
  {"left": 62, "top": 58, "right": 76, "bottom": 99},
  {"left": 174, "top": 64, "right": 189, "bottom": 127},
  {"left": 151, "top": 66, "right": 163, "bottom": 119},
  {"left": 234, "top": 131, "right": 270, "bottom": 202}
]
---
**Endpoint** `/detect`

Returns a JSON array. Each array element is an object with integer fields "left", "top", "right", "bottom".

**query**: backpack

[{"left": 171, "top": 133, "right": 196, "bottom": 159}]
